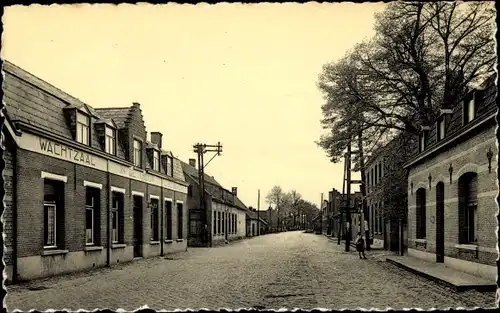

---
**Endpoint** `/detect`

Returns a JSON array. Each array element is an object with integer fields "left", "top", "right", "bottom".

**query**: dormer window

[
  {"left": 76, "top": 112, "right": 90, "bottom": 145},
  {"left": 166, "top": 155, "right": 173, "bottom": 176},
  {"left": 437, "top": 116, "right": 446, "bottom": 141},
  {"left": 105, "top": 126, "right": 116, "bottom": 155},
  {"left": 463, "top": 93, "right": 476, "bottom": 124},
  {"left": 133, "top": 139, "right": 142, "bottom": 167},
  {"left": 153, "top": 150, "right": 160, "bottom": 171},
  {"left": 419, "top": 131, "right": 427, "bottom": 152}
]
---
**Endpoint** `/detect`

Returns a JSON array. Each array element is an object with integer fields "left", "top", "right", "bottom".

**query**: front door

[
  {"left": 436, "top": 182, "right": 445, "bottom": 263},
  {"left": 133, "top": 195, "right": 143, "bottom": 258}
]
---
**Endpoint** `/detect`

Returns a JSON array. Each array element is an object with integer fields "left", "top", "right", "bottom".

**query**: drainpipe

[{"left": 106, "top": 161, "right": 111, "bottom": 267}]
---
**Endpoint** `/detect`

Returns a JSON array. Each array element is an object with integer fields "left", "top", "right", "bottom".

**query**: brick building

[
  {"left": 364, "top": 136, "right": 410, "bottom": 251},
  {"left": 404, "top": 75, "right": 497, "bottom": 280},
  {"left": 181, "top": 159, "right": 248, "bottom": 247},
  {"left": 1, "top": 61, "right": 190, "bottom": 282}
]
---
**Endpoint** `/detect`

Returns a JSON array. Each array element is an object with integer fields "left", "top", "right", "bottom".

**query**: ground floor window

[
  {"left": 459, "top": 172, "right": 478, "bottom": 244},
  {"left": 44, "top": 202, "right": 57, "bottom": 247},
  {"left": 416, "top": 188, "right": 426, "bottom": 239},
  {"left": 44, "top": 179, "right": 64, "bottom": 249},
  {"left": 165, "top": 200, "right": 172, "bottom": 240},
  {"left": 111, "top": 191, "right": 124, "bottom": 243},
  {"left": 150, "top": 198, "right": 159, "bottom": 241},
  {"left": 213, "top": 211, "right": 217, "bottom": 235},
  {"left": 217, "top": 211, "right": 221, "bottom": 234},
  {"left": 177, "top": 202, "right": 184, "bottom": 239},
  {"left": 222, "top": 211, "right": 225, "bottom": 234},
  {"left": 85, "top": 187, "right": 100, "bottom": 245},
  {"left": 235, "top": 215, "right": 238, "bottom": 233}
]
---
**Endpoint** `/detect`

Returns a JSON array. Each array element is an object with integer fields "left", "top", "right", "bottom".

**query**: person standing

[
  {"left": 364, "top": 219, "right": 371, "bottom": 251},
  {"left": 356, "top": 232, "right": 367, "bottom": 259}
]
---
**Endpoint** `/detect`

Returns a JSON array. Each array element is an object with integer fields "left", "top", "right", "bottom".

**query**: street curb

[{"left": 385, "top": 258, "right": 497, "bottom": 293}]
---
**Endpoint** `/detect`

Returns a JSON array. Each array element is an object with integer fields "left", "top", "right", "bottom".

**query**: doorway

[
  {"left": 133, "top": 195, "right": 143, "bottom": 258},
  {"left": 436, "top": 182, "right": 445, "bottom": 263}
]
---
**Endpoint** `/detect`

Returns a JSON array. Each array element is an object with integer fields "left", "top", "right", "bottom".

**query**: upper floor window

[
  {"left": 166, "top": 155, "right": 173, "bottom": 176},
  {"left": 153, "top": 150, "right": 160, "bottom": 171},
  {"left": 105, "top": 126, "right": 116, "bottom": 155},
  {"left": 419, "top": 131, "right": 427, "bottom": 153},
  {"left": 437, "top": 116, "right": 446, "bottom": 141},
  {"left": 133, "top": 139, "right": 142, "bottom": 167},
  {"left": 76, "top": 112, "right": 90, "bottom": 145},
  {"left": 463, "top": 94, "right": 476, "bottom": 124}
]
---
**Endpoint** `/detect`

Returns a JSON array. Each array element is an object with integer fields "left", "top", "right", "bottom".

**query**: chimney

[
  {"left": 151, "top": 132, "right": 163, "bottom": 149},
  {"left": 232, "top": 187, "right": 237, "bottom": 196},
  {"left": 189, "top": 158, "right": 196, "bottom": 168}
]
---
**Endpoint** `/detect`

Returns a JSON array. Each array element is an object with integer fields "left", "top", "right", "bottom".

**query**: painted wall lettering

[{"left": 39, "top": 138, "right": 97, "bottom": 166}]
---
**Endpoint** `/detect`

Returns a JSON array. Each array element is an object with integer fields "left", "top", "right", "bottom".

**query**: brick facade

[
  {"left": 2, "top": 61, "right": 190, "bottom": 282},
  {"left": 405, "top": 76, "right": 497, "bottom": 279},
  {"left": 407, "top": 124, "right": 497, "bottom": 266}
]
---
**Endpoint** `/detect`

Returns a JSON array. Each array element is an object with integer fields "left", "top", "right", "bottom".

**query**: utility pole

[
  {"left": 320, "top": 193, "right": 324, "bottom": 234},
  {"left": 257, "top": 189, "right": 260, "bottom": 236},
  {"left": 338, "top": 154, "right": 347, "bottom": 245},
  {"left": 193, "top": 142, "right": 223, "bottom": 247},
  {"left": 345, "top": 126, "right": 353, "bottom": 252}
]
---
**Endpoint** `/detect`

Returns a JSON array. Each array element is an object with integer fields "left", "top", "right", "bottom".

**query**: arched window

[
  {"left": 416, "top": 188, "right": 426, "bottom": 239},
  {"left": 458, "top": 172, "right": 477, "bottom": 244}
]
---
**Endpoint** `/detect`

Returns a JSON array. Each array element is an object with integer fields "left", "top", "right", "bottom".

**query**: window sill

[
  {"left": 176, "top": 239, "right": 184, "bottom": 242},
  {"left": 455, "top": 244, "right": 478, "bottom": 251},
  {"left": 84, "top": 246, "right": 104, "bottom": 252},
  {"left": 150, "top": 241, "right": 160, "bottom": 245},
  {"left": 133, "top": 166, "right": 145, "bottom": 172},
  {"left": 414, "top": 239, "right": 427, "bottom": 244},
  {"left": 112, "top": 243, "right": 127, "bottom": 249},
  {"left": 42, "top": 249, "right": 69, "bottom": 256},
  {"left": 164, "top": 239, "right": 173, "bottom": 244}
]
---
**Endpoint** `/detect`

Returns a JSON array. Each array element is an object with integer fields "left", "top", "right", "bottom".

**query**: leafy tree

[{"left": 317, "top": 1, "right": 495, "bottom": 225}]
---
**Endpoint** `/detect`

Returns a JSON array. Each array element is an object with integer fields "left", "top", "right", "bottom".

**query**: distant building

[
  {"left": 1, "top": 61, "right": 189, "bottom": 282},
  {"left": 181, "top": 159, "right": 248, "bottom": 247},
  {"left": 404, "top": 75, "right": 497, "bottom": 280},
  {"left": 246, "top": 207, "right": 268, "bottom": 236}
]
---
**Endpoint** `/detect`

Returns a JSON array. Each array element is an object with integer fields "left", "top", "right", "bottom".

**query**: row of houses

[
  {"left": 321, "top": 74, "right": 497, "bottom": 281},
  {"left": 0, "top": 61, "right": 268, "bottom": 283}
]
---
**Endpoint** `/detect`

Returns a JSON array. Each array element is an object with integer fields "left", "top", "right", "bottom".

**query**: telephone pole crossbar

[{"left": 193, "top": 142, "right": 223, "bottom": 247}]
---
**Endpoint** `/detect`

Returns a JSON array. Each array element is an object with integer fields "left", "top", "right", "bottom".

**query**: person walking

[
  {"left": 364, "top": 219, "right": 371, "bottom": 251},
  {"left": 356, "top": 232, "right": 367, "bottom": 259}
]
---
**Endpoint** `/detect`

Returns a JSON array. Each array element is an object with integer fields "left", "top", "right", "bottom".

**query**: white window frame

[
  {"left": 467, "top": 97, "right": 475, "bottom": 123},
  {"left": 153, "top": 150, "right": 160, "bottom": 172},
  {"left": 419, "top": 132, "right": 426, "bottom": 152},
  {"left": 44, "top": 202, "right": 57, "bottom": 249},
  {"left": 76, "top": 112, "right": 90, "bottom": 145},
  {"left": 105, "top": 126, "right": 116, "bottom": 155},
  {"left": 166, "top": 155, "right": 173, "bottom": 176},
  {"left": 133, "top": 139, "right": 142, "bottom": 167},
  {"left": 85, "top": 192, "right": 95, "bottom": 246}
]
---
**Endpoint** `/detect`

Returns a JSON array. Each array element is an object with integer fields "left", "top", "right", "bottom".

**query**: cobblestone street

[{"left": 6, "top": 231, "right": 496, "bottom": 311}]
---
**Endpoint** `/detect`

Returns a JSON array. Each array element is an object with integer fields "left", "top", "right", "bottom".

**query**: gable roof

[
  {"left": 94, "top": 107, "right": 131, "bottom": 129},
  {"left": 404, "top": 74, "right": 497, "bottom": 168},
  {"left": 180, "top": 160, "right": 222, "bottom": 187},
  {"left": 1, "top": 60, "right": 185, "bottom": 180}
]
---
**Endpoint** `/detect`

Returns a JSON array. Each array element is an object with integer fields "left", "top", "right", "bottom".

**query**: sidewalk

[{"left": 386, "top": 255, "right": 496, "bottom": 292}]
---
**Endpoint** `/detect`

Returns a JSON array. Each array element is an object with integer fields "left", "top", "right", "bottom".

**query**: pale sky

[{"left": 2, "top": 3, "right": 385, "bottom": 208}]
